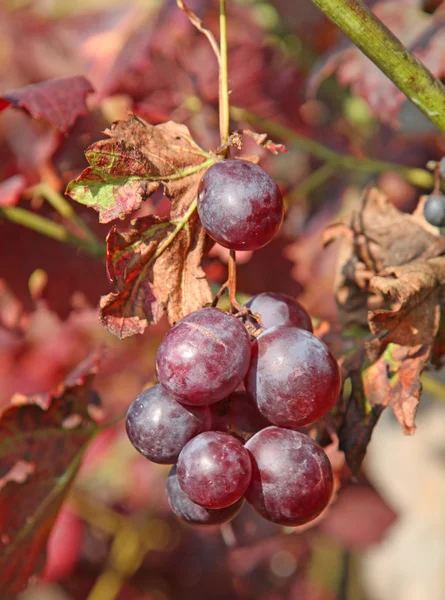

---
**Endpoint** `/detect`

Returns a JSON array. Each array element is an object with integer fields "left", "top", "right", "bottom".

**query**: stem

[
  {"left": 337, "top": 549, "right": 350, "bottom": 600},
  {"left": 293, "top": 162, "right": 338, "bottom": 200},
  {"left": 309, "top": 0, "right": 445, "bottom": 133},
  {"left": 0, "top": 206, "right": 105, "bottom": 258},
  {"left": 219, "top": 0, "right": 230, "bottom": 145},
  {"left": 231, "top": 107, "right": 435, "bottom": 189},
  {"left": 32, "top": 182, "right": 101, "bottom": 245},
  {"left": 176, "top": 0, "right": 221, "bottom": 66},
  {"left": 228, "top": 249, "right": 236, "bottom": 312}
]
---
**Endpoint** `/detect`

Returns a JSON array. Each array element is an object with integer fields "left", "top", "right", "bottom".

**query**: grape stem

[
  {"left": 228, "top": 249, "right": 237, "bottom": 312},
  {"left": 176, "top": 0, "right": 221, "bottom": 66},
  {"left": 219, "top": 0, "right": 230, "bottom": 146},
  {"left": 231, "top": 107, "right": 436, "bottom": 190}
]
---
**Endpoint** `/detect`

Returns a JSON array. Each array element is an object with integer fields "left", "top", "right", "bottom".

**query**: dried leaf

[
  {"left": 326, "top": 188, "right": 445, "bottom": 346},
  {"left": 363, "top": 343, "right": 430, "bottom": 434},
  {"left": 67, "top": 115, "right": 213, "bottom": 223},
  {"left": 0, "top": 355, "right": 101, "bottom": 596},
  {"left": 101, "top": 212, "right": 212, "bottom": 338},
  {"left": 369, "top": 259, "right": 445, "bottom": 346},
  {"left": 0, "top": 76, "right": 94, "bottom": 133},
  {"left": 337, "top": 354, "right": 385, "bottom": 473}
]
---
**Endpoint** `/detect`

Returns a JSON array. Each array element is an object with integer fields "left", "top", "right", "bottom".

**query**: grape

[
  {"left": 423, "top": 194, "right": 445, "bottom": 227},
  {"left": 245, "top": 326, "right": 341, "bottom": 428},
  {"left": 210, "top": 391, "right": 270, "bottom": 442},
  {"left": 156, "top": 307, "right": 251, "bottom": 406},
  {"left": 244, "top": 292, "right": 313, "bottom": 332},
  {"left": 126, "top": 384, "right": 210, "bottom": 464},
  {"left": 197, "top": 159, "right": 284, "bottom": 251},
  {"left": 245, "top": 427, "right": 333, "bottom": 526},
  {"left": 167, "top": 466, "right": 244, "bottom": 526},
  {"left": 177, "top": 431, "right": 252, "bottom": 508}
]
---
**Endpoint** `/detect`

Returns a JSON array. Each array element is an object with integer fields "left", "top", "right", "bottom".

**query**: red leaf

[
  {"left": 0, "top": 354, "right": 101, "bottom": 596},
  {"left": 0, "top": 76, "right": 94, "bottom": 133},
  {"left": 319, "top": 484, "right": 397, "bottom": 550}
]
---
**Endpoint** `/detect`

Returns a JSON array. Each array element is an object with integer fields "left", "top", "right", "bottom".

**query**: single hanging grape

[
  {"left": 423, "top": 193, "right": 445, "bottom": 227},
  {"left": 197, "top": 159, "right": 284, "bottom": 251},
  {"left": 245, "top": 427, "right": 333, "bottom": 526},
  {"left": 156, "top": 307, "right": 251, "bottom": 406}
]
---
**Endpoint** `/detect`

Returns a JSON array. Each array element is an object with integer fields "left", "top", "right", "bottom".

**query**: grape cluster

[{"left": 126, "top": 161, "right": 341, "bottom": 528}]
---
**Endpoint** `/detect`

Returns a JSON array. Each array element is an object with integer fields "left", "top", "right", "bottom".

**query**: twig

[
  {"left": 228, "top": 249, "right": 237, "bottom": 312},
  {"left": 309, "top": 0, "right": 445, "bottom": 133},
  {"left": 337, "top": 549, "right": 350, "bottom": 600},
  {"left": 219, "top": 0, "right": 230, "bottom": 145},
  {"left": 31, "top": 182, "right": 101, "bottom": 246},
  {"left": 0, "top": 206, "right": 105, "bottom": 257},
  {"left": 176, "top": 0, "right": 221, "bottom": 66},
  {"left": 231, "top": 107, "right": 435, "bottom": 189}
]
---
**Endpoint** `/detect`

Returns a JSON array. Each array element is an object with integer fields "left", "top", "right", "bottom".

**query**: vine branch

[
  {"left": 0, "top": 206, "right": 105, "bottom": 257},
  {"left": 231, "top": 107, "right": 436, "bottom": 189},
  {"left": 309, "top": 0, "right": 445, "bottom": 133}
]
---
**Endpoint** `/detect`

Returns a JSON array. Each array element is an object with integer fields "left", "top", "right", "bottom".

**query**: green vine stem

[
  {"left": 231, "top": 107, "right": 435, "bottom": 189},
  {"left": 32, "top": 182, "right": 101, "bottom": 245},
  {"left": 309, "top": 0, "right": 445, "bottom": 133},
  {"left": 219, "top": 0, "right": 230, "bottom": 145},
  {"left": 0, "top": 206, "right": 105, "bottom": 257}
]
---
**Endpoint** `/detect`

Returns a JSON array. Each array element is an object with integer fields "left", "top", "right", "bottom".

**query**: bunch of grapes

[{"left": 126, "top": 159, "right": 341, "bottom": 527}]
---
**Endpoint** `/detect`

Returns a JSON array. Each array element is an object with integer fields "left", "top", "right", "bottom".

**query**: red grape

[
  {"left": 156, "top": 307, "right": 251, "bottom": 406},
  {"left": 197, "top": 159, "right": 284, "bottom": 251},
  {"left": 177, "top": 431, "right": 252, "bottom": 508},
  {"left": 245, "top": 326, "right": 341, "bottom": 428},
  {"left": 167, "top": 466, "right": 244, "bottom": 526},
  {"left": 210, "top": 391, "right": 270, "bottom": 442},
  {"left": 245, "top": 427, "right": 333, "bottom": 526},
  {"left": 126, "top": 384, "right": 210, "bottom": 464},
  {"left": 244, "top": 292, "right": 313, "bottom": 332}
]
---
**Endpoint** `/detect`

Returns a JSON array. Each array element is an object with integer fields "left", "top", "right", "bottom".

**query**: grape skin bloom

[
  {"left": 177, "top": 431, "right": 252, "bottom": 509},
  {"left": 125, "top": 384, "right": 210, "bottom": 464},
  {"left": 197, "top": 159, "right": 284, "bottom": 251},
  {"left": 245, "top": 427, "right": 333, "bottom": 526},
  {"left": 156, "top": 308, "right": 251, "bottom": 406},
  {"left": 245, "top": 326, "right": 341, "bottom": 428}
]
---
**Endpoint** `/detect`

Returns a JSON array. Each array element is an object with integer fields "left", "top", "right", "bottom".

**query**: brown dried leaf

[
  {"left": 327, "top": 188, "right": 445, "bottom": 346},
  {"left": 369, "top": 259, "right": 445, "bottom": 346},
  {"left": 101, "top": 212, "right": 212, "bottom": 338},
  {"left": 0, "top": 355, "right": 101, "bottom": 596},
  {"left": 363, "top": 343, "right": 430, "bottom": 434},
  {"left": 67, "top": 115, "right": 213, "bottom": 223}
]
